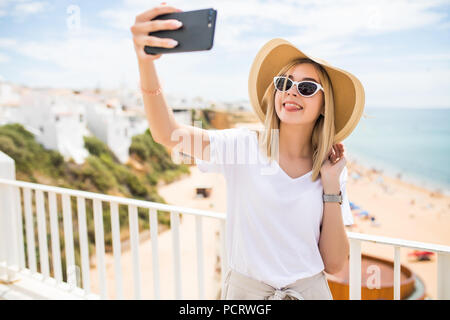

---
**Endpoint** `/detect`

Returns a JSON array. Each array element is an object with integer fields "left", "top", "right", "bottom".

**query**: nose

[{"left": 286, "top": 83, "right": 298, "bottom": 96}]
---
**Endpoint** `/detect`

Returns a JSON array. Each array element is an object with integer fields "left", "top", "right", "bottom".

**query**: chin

[{"left": 280, "top": 119, "right": 304, "bottom": 125}]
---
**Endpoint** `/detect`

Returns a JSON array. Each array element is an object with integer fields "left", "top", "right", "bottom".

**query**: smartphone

[{"left": 144, "top": 8, "right": 217, "bottom": 55}]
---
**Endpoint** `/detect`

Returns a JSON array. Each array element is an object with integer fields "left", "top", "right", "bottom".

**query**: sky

[{"left": 0, "top": 0, "right": 449, "bottom": 108}]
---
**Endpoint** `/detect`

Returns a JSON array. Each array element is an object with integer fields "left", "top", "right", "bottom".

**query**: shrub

[
  {"left": 129, "top": 140, "right": 149, "bottom": 160},
  {"left": 146, "top": 172, "right": 158, "bottom": 186},
  {"left": 84, "top": 135, "right": 118, "bottom": 161},
  {"left": 49, "top": 150, "right": 64, "bottom": 168},
  {"left": 82, "top": 156, "right": 117, "bottom": 192},
  {"left": 125, "top": 173, "right": 148, "bottom": 197}
]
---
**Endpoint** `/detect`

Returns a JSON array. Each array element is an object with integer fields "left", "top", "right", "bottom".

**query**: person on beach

[{"left": 130, "top": 3, "right": 365, "bottom": 300}]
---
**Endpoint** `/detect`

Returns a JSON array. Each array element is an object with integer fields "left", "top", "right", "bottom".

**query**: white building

[
  {"left": 15, "top": 89, "right": 90, "bottom": 164},
  {"left": 171, "top": 107, "right": 193, "bottom": 126},
  {"left": 0, "top": 81, "right": 21, "bottom": 107},
  {"left": 85, "top": 97, "right": 148, "bottom": 164},
  {"left": 2, "top": 82, "right": 207, "bottom": 165},
  {"left": 6, "top": 85, "right": 151, "bottom": 165},
  {"left": 0, "top": 82, "right": 22, "bottom": 126},
  {"left": 117, "top": 87, "right": 193, "bottom": 127}
]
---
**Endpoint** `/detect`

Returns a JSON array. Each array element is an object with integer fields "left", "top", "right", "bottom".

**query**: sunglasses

[{"left": 273, "top": 76, "right": 324, "bottom": 97}]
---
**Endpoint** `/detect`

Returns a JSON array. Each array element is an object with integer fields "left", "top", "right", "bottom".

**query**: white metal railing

[
  {"left": 1, "top": 176, "right": 450, "bottom": 299},
  {"left": 347, "top": 232, "right": 450, "bottom": 300},
  {"left": 0, "top": 177, "right": 227, "bottom": 300}
]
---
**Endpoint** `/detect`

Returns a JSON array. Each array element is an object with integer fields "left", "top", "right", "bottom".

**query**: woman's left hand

[{"left": 320, "top": 142, "right": 346, "bottom": 194}]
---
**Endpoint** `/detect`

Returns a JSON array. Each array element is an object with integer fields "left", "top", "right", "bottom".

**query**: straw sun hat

[{"left": 248, "top": 38, "right": 365, "bottom": 142}]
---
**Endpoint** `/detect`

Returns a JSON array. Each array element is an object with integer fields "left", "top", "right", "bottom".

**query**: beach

[
  {"left": 89, "top": 144, "right": 450, "bottom": 300},
  {"left": 89, "top": 165, "right": 227, "bottom": 299},
  {"left": 343, "top": 159, "right": 450, "bottom": 299}
]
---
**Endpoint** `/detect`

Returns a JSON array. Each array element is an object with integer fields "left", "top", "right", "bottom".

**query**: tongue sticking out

[{"left": 283, "top": 103, "right": 303, "bottom": 111}]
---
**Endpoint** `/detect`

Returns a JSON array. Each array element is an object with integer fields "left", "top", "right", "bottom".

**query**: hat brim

[{"left": 248, "top": 38, "right": 365, "bottom": 142}]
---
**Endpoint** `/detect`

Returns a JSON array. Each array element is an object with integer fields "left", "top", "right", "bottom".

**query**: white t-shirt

[{"left": 195, "top": 126, "right": 354, "bottom": 289}]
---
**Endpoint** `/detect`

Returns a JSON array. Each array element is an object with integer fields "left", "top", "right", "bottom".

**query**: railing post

[
  {"left": 171, "top": 211, "right": 182, "bottom": 299},
  {"left": 220, "top": 219, "right": 228, "bottom": 286},
  {"left": 128, "top": 205, "right": 142, "bottom": 300},
  {"left": 437, "top": 253, "right": 450, "bottom": 300},
  {"left": 195, "top": 215, "right": 204, "bottom": 300},
  {"left": 393, "top": 246, "right": 401, "bottom": 300},
  {"left": 349, "top": 238, "right": 362, "bottom": 300},
  {"left": 0, "top": 151, "right": 20, "bottom": 283},
  {"left": 149, "top": 209, "right": 161, "bottom": 300}
]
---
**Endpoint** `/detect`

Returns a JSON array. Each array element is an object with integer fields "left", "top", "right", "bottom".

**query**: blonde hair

[{"left": 256, "top": 58, "right": 336, "bottom": 182}]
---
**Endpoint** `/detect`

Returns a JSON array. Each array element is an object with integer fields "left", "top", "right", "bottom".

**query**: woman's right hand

[{"left": 131, "top": 4, "right": 183, "bottom": 62}]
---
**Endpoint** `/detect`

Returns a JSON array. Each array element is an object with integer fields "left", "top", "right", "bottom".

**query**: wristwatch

[{"left": 323, "top": 190, "right": 343, "bottom": 205}]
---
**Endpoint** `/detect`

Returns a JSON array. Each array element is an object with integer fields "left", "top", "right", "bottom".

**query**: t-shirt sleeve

[
  {"left": 339, "top": 166, "right": 354, "bottom": 226},
  {"left": 194, "top": 127, "right": 245, "bottom": 175}
]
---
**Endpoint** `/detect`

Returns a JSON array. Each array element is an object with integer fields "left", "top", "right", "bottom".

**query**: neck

[{"left": 278, "top": 121, "right": 314, "bottom": 160}]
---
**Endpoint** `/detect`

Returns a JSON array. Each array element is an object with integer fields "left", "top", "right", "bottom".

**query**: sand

[
  {"left": 89, "top": 167, "right": 227, "bottom": 300},
  {"left": 89, "top": 146, "right": 450, "bottom": 300},
  {"left": 343, "top": 160, "right": 450, "bottom": 299}
]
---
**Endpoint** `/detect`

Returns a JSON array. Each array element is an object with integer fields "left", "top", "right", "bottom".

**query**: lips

[{"left": 283, "top": 101, "right": 303, "bottom": 111}]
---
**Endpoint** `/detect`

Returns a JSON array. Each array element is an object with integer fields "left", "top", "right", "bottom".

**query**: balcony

[{"left": 1, "top": 152, "right": 449, "bottom": 300}]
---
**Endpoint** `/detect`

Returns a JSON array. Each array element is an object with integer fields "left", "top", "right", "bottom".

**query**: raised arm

[{"left": 131, "top": 5, "right": 211, "bottom": 162}]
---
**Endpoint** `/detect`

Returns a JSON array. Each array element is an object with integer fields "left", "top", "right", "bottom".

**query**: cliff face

[
  {"left": 198, "top": 109, "right": 260, "bottom": 130},
  {"left": 206, "top": 110, "right": 231, "bottom": 129},
  {"left": 227, "top": 110, "right": 260, "bottom": 126}
]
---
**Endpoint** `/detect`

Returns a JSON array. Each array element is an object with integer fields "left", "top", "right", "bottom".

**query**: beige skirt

[{"left": 221, "top": 268, "right": 334, "bottom": 300}]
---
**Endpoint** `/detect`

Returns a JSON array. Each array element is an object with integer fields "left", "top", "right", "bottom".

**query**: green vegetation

[
  {"left": 0, "top": 123, "right": 191, "bottom": 282},
  {"left": 0, "top": 123, "right": 65, "bottom": 179},
  {"left": 191, "top": 108, "right": 213, "bottom": 130}
]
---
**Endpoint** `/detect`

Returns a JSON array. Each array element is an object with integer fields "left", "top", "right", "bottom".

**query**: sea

[{"left": 344, "top": 107, "right": 450, "bottom": 196}]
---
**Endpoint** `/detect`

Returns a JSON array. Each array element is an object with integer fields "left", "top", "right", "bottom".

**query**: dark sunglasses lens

[
  {"left": 298, "top": 82, "right": 318, "bottom": 96},
  {"left": 275, "top": 77, "right": 292, "bottom": 91}
]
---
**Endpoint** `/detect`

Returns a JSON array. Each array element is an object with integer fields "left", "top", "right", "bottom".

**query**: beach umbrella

[
  {"left": 408, "top": 250, "right": 434, "bottom": 262},
  {"left": 408, "top": 251, "right": 434, "bottom": 257},
  {"left": 350, "top": 202, "right": 360, "bottom": 210}
]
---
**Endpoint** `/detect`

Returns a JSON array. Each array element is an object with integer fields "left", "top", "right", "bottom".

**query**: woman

[{"left": 131, "top": 3, "right": 365, "bottom": 300}]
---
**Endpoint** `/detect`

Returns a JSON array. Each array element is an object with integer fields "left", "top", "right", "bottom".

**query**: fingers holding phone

[{"left": 131, "top": 4, "right": 183, "bottom": 61}]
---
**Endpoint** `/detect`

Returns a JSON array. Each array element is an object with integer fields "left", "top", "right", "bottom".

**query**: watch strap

[{"left": 323, "top": 191, "right": 343, "bottom": 205}]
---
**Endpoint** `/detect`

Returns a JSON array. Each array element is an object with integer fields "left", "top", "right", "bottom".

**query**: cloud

[
  {"left": 380, "top": 53, "right": 450, "bottom": 62},
  {"left": 99, "top": 8, "right": 134, "bottom": 31},
  {"left": 359, "top": 68, "right": 450, "bottom": 108},
  {"left": 0, "top": 38, "right": 18, "bottom": 48},
  {"left": 13, "top": 1, "right": 50, "bottom": 16},
  {"left": 1, "top": 0, "right": 449, "bottom": 106},
  {"left": 4, "top": 25, "right": 251, "bottom": 101},
  {"left": 0, "top": 0, "right": 51, "bottom": 20},
  {"left": 99, "top": 0, "right": 450, "bottom": 56},
  {"left": 0, "top": 52, "right": 9, "bottom": 63},
  {"left": 1, "top": 24, "right": 147, "bottom": 91},
  {"left": 154, "top": 51, "right": 250, "bottom": 101}
]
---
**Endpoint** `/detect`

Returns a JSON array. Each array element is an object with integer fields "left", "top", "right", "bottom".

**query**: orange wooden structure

[{"left": 326, "top": 253, "right": 423, "bottom": 300}]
